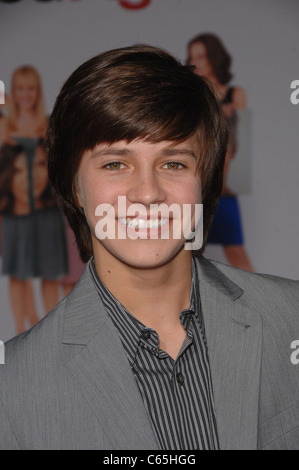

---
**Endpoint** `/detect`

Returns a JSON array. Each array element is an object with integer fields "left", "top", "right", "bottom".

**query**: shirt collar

[{"left": 89, "top": 256, "right": 202, "bottom": 366}]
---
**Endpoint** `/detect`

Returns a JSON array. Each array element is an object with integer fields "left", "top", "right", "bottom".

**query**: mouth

[{"left": 118, "top": 217, "right": 169, "bottom": 229}]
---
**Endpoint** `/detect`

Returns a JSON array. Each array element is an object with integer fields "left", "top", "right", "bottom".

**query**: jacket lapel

[
  {"left": 196, "top": 257, "right": 262, "bottom": 450},
  {"left": 61, "top": 265, "right": 159, "bottom": 450}
]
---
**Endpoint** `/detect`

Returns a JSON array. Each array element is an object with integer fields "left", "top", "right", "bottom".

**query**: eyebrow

[
  {"left": 91, "top": 148, "right": 131, "bottom": 158},
  {"left": 90, "top": 147, "right": 197, "bottom": 159},
  {"left": 161, "top": 148, "right": 197, "bottom": 159}
]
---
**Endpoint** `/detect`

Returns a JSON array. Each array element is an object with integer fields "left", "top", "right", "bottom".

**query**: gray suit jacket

[{"left": 1, "top": 256, "right": 299, "bottom": 450}]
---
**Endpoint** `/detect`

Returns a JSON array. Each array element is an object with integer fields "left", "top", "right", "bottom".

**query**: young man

[{"left": 0, "top": 45, "right": 298, "bottom": 450}]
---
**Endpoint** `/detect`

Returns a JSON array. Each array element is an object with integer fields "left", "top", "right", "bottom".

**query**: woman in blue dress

[{"left": 187, "top": 33, "right": 254, "bottom": 271}]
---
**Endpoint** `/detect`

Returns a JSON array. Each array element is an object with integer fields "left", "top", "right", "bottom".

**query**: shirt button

[
  {"left": 176, "top": 373, "right": 185, "bottom": 385},
  {"left": 141, "top": 330, "right": 151, "bottom": 340}
]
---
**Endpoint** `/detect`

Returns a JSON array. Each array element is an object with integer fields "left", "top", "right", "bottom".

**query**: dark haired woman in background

[
  {"left": 187, "top": 33, "right": 254, "bottom": 271},
  {"left": 187, "top": 33, "right": 246, "bottom": 118},
  {"left": 0, "top": 140, "right": 68, "bottom": 333}
]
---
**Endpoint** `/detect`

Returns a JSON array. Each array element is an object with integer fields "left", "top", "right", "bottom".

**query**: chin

[{"left": 109, "top": 240, "right": 187, "bottom": 270}]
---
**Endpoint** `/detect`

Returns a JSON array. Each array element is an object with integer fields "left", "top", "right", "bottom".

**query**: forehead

[
  {"left": 189, "top": 42, "right": 207, "bottom": 58},
  {"left": 14, "top": 73, "right": 39, "bottom": 88}
]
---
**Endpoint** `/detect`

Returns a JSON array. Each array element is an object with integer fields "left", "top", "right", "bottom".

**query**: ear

[{"left": 74, "top": 176, "right": 84, "bottom": 210}]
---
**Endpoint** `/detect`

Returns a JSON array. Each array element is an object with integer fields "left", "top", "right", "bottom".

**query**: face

[
  {"left": 11, "top": 147, "right": 48, "bottom": 214},
  {"left": 188, "top": 42, "right": 214, "bottom": 79},
  {"left": 76, "top": 137, "right": 202, "bottom": 270},
  {"left": 13, "top": 74, "right": 39, "bottom": 111},
  {"left": 32, "top": 146, "right": 49, "bottom": 204},
  {"left": 11, "top": 152, "right": 30, "bottom": 214}
]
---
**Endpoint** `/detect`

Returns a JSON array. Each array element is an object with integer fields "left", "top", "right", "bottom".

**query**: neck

[
  {"left": 19, "top": 108, "right": 34, "bottom": 116},
  {"left": 94, "top": 247, "right": 193, "bottom": 328},
  {"left": 13, "top": 200, "right": 30, "bottom": 215},
  {"left": 14, "top": 109, "right": 44, "bottom": 137}
]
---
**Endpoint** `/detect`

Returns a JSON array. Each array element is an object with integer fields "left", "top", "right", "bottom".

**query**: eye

[
  {"left": 164, "top": 161, "right": 184, "bottom": 170},
  {"left": 35, "top": 160, "right": 47, "bottom": 168},
  {"left": 105, "top": 162, "right": 124, "bottom": 170}
]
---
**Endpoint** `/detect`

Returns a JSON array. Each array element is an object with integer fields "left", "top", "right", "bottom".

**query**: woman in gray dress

[{"left": 1, "top": 66, "right": 68, "bottom": 334}]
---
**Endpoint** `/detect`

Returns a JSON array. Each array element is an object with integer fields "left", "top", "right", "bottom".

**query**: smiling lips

[{"left": 119, "top": 217, "right": 170, "bottom": 229}]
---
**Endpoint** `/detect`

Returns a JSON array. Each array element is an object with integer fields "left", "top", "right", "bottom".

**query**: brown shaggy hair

[{"left": 46, "top": 44, "right": 228, "bottom": 262}]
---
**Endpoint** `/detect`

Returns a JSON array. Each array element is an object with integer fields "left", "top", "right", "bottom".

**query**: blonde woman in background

[
  {"left": 1, "top": 66, "right": 68, "bottom": 334},
  {"left": 0, "top": 93, "right": 10, "bottom": 257}
]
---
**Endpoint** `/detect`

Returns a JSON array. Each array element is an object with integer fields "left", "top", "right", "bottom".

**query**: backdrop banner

[{"left": 0, "top": 0, "right": 298, "bottom": 341}]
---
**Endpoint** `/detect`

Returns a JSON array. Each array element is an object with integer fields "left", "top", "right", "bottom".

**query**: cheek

[
  {"left": 13, "top": 173, "right": 27, "bottom": 189},
  {"left": 37, "top": 172, "right": 49, "bottom": 193},
  {"left": 12, "top": 176, "right": 28, "bottom": 200},
  {"left": 176, "top": 179, "right": 202, "bottom": 204},
  {"left": 77, "top": 178, "right": 115, "bottom": 227},
  {"left": 30, "top": 91, "right": 39, "bottom": 103},
  {"left": 35, "top": 166, "right": 47, "bottom": 181},
  {"left": 80, "top": 179, "right": 106, "bottom": 209}
]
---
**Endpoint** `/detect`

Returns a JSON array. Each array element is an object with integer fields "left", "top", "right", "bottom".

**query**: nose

[{"left": 126, "top": 166, "right": 167, "bottom": 207}]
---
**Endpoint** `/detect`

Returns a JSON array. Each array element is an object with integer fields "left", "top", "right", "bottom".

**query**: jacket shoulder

[
  {"left": 0, "top": 296, "right": 67, "bottom": 386},
  {"left": 205, "top": 259, "right": 299, "bottom": 329},
  {"left": 210, "top": 259, "right": 299, "bottom": 303}
]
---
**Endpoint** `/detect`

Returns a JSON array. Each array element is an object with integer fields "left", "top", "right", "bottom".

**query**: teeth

[
  {"left": 119, "top": 218, "right": 169, "bottom": 228},
  {"left": 138, "top": 219, "right": 146, "bottom": 228}
]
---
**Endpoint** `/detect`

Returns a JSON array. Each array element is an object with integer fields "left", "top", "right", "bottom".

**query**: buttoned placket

[{"left": 133, "top": 309, "right": 195, "bottom": 384}]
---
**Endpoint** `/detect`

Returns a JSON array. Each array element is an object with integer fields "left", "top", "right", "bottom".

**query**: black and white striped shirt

[{"left": 89, "top": 257, "right": 219, "bottom": 450}]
